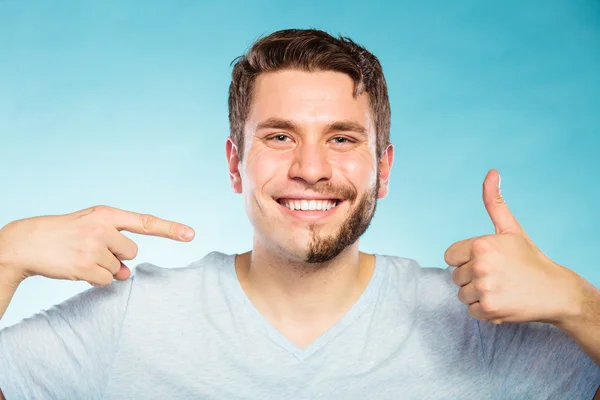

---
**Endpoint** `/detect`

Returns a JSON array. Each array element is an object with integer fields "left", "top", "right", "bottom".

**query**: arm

[
  {"left": 553, "top": 276, "right": 600, "bottom": 367},
  {"left": 0, "top": 207, "right": 193, "bottom": 398},
  {"left": 0, "top": 262, "right": 25, "bottom": 322},
  {"left": 0, "top": 267, "right": 20, "bottom": 400},
  {"left": 0, "top": 206, "right": 193, "bottom": 323}
]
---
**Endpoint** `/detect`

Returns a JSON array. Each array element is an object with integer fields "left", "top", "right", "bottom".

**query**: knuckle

[
  {"left": 472, "top": 238, "right": 491, "bottom": 254},
  {"left": 474, "top": 278, "right": 492, "bottom": 293},
  {"left": 139, "top": 214, "right": 155, "bottom": 233},
  {"left": 472, "top": 260, "right": 489, "bottom": 276},
  {"left": 167, "top": 222, "right": 177, "bottom": 239},
  {"left": 479, "top": 297, "right": 496, "bottom": 314},
  {"left": 91, "top": 205, "right": 111, "bottom": 216}
]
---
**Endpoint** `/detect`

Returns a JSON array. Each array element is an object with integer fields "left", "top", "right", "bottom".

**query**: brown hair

[{"left": 228, "top": 28, "right": 391, "bottom": 160}]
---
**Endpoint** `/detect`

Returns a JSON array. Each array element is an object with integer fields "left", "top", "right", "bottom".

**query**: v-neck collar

[{"left": 222, "top": 253, "right": 387, "bottom": 361}]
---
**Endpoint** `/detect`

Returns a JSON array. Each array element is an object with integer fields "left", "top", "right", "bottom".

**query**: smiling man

[{"left": 0, "top": 29, "right": 599, "bottom": 399}]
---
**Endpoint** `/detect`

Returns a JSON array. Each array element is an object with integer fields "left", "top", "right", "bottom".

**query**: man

[{"left": 0, "top": 28, "right": 598, "bottom": 399}]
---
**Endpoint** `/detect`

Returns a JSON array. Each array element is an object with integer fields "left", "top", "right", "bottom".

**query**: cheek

[
  {"left": 243, "top": 145, "right": 291, "bottom": 191},
  {"left": 330, "top": 150, "right": 377, "bottom": 185}
]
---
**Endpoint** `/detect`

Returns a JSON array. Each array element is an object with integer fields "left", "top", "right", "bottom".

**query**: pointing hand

[{"left": 0, "top": 205, "right": 195, "bottom": 287}]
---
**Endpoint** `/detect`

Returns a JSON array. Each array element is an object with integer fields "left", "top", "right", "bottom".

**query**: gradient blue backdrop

[{"left": 1, "top": 0, "right": 599, "bottom": 329}]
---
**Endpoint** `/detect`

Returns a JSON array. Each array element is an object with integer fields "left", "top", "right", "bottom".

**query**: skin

[
  {"left": 225, "top": 70, "right": 394, "bottom": 347},
  {"left": 0, "top": 206, "right": 195, "bottom": 399},
  {"left": 445, "top": 169, "right": 600, "bottom": 371},
  {"left": 0, "top": 69, "right": 599, "bottom": 398},
  {"left": 445, "top": 170, "right": 600, "bottom": 398},
  {"left": 0, "top": 206, "right": 195, "bottom": 321}
]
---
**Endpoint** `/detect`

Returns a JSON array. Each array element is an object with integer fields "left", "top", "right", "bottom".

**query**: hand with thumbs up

[
  {"left": 444, "top": 169, "right": 587, "bottom": 325},
  {"left": 0, "top": 205, "right": 196, "bottom": 288}
]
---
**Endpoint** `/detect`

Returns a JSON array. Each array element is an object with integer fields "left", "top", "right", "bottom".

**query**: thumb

[{"left": 482, "top": 169, "right": 523, "bottom": 235}]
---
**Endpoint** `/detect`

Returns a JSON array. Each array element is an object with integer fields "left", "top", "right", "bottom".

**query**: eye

[
  {"left": 330, "top": 136, "right": 352, "bottom": 144},
  {"left": 269, "top": 134, "right": 292, "bottom": 142}
]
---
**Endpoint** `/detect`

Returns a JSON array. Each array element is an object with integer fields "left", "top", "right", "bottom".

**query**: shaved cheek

[
  {"left": 246, "top": 140, "right": 294, "bottom": 167},
  {"left": 244, "top": 141, "right": 266, "bottom": 166},
  {"left": 243, "top": 147, "right": 288, "bottom": 214},
  {"left": 333, "top": 156, "right": 376, "bottom": 187},
  {"left": 242, "top": 145, "right": 271, "bottom": 183}
]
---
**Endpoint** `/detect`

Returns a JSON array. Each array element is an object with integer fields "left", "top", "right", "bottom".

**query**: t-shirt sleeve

[
  {"left": 479, "top": 319, "right": 600, "bottom": 399},
  {"left": 0, "top": 278, "right": 134, "bottom": 400}
]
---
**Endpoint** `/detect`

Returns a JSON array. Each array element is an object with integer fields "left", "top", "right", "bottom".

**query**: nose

[{"left": 288, "top": 141, "right": 332, "bottom": 185}]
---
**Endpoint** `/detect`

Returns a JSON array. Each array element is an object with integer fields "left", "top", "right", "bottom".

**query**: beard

[{"left": 304, "top": 175, "right": 380, "bottom": 264}]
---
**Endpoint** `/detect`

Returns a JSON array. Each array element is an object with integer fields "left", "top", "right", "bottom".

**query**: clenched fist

[{"left": 0, "top": 205, "right": 195, "bottom": 287}]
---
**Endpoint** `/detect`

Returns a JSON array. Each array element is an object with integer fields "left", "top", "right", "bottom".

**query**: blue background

[{"left": 1, "top": 0, "right": 598, "bottom": 328}]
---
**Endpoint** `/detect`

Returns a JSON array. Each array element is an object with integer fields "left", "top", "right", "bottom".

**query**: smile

[
  {"left": 277, "top": 199, "right": 338, "bottom": 211},
  {"left": 275, "top": 197, "right": 344, "bottom": 221}
]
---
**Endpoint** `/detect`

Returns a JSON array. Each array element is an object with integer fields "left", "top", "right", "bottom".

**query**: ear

[
  {"left": 225, "top": 137, "right": 243, "bottom": 194},
  {"left": 377, "top": 143, "right": 394, "bottom": 199}
]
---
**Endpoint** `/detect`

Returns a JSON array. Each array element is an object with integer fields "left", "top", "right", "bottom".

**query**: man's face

[{"left": 227, "top": 70, "right": 393, "bottom": 264}]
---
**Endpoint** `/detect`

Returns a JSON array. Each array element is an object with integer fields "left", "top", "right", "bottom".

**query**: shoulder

[
  {"left": 132, "top": 251, "right": 234, "bottom": 283},
  {"left": 378, "top": 254, "right": 457, "bottom": 296},
  {"left": 378, "top": 254, "right": 466, "bottom": 319},
  {"left": 123, "top": 251, "right": 235, "bottom": 304}
]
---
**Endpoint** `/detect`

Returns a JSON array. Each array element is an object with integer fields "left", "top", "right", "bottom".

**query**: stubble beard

[{"left": 304, "top": 176, "right": 380, "bottom": 264}]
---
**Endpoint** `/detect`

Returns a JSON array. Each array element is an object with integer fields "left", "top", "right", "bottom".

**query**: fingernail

[
  {"left": 180, "top": 228, "right": 194, "bottom": 241},
  {"left": 497, "top": 172, "right": 502, "bottom": 196}
]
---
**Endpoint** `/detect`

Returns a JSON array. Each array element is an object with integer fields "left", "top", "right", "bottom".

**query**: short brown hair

[{"left": 228, "top": 28, "right": 391, "bottom": 160}]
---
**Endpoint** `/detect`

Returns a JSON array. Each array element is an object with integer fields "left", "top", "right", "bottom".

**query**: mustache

[{"left": 306, "top": 182, "right": 358, "bottom": 202}]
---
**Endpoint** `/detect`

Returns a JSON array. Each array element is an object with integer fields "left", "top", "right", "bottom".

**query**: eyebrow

[
  {"left": 255, "top": 118, "right": 368, "bottom": 136},
  {"left": 256, "top": 118, "right": 299, "bottom": 132},
  {"left": 326, "top": 120, "right": 367, "bottom": 136}
]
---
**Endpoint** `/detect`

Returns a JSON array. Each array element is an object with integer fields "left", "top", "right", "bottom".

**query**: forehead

[{"left": 246, "top": 70, "right": 373, "bottom": 131}]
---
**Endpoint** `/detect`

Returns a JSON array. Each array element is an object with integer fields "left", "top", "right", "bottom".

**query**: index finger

[
  {"left": 100, "top": 207, "right": 195, "bottom": 241},
  {"left": 444, "top": 236, "right": 480, "bottom": 267}
]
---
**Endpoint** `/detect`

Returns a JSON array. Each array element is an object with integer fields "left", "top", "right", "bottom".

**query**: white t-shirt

[{"left": 1, "top": 252, "right": 598, "bottom": 399}]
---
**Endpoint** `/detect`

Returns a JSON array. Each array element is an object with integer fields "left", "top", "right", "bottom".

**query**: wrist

[
  {"left": 0, "top": 255, "right": 26, "bottom": 289},
  {"left": 552, "top": 272, "right": 597, "bottom": 331}
]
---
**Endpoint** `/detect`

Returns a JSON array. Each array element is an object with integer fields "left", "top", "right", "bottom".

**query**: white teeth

[{"left": 280, "top": 199, "right": 338, "bottom": 211}]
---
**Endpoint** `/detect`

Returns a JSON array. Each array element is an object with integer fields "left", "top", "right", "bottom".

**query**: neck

[{"left": 235, "top": 241, "right": 376, "bottom": 325}]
